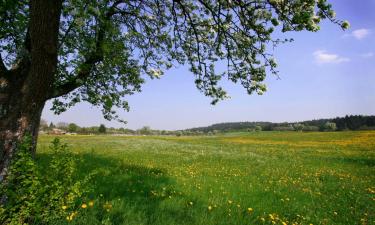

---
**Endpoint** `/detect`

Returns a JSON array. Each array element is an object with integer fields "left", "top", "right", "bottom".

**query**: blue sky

[{"left": 42, "top": 0, "right": 375, "bottom": 130}]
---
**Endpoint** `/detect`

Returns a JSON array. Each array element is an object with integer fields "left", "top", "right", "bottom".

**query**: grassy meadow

[{"left": 36, "top": 131, "right": 375, "bottom": 225}]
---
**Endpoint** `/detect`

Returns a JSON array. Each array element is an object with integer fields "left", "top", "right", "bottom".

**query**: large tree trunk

[
  {"left": 0, "top": 79, "right": 45, "bottom": 181},
  {"left": 0, "top": 0, "right": 62, "bottom": 182}
]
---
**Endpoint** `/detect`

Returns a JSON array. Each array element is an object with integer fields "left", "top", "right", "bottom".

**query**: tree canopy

[
  {"left": 98, "top": 124, "right": 106, "bottom": 133},
  {"left": 0, "top": 0, "right": 347, "bottom": 122}
]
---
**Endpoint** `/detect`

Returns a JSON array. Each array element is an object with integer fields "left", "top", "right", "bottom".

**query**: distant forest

[
  {"left": 186, "top": 115, "right": 375, "bottom": 133},
  {"left": 41, "top": 115, "right": 375, "bottom": 135}
]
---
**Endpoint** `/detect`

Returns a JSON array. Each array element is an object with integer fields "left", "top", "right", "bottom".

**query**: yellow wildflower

[
  {"left": 66, "top": 212, "right": 76, "bottom": 221},
  {"left": 89, "top": 201, "right": 94, "bottom": 207},
  {"left": 247, "top": 207, "right": 253, "bottom": 213},
  {"left": 103, "top": 202, "right": 113, "bottom": 212},
  {"left": 208, "top": 205, "right": 212, "bottom": 211},
  {"left": 62, "top": 205, "right": 67, "bottom": 210},
  {"left": 81, "top": 203, "right": 87, "bottom": 209}
]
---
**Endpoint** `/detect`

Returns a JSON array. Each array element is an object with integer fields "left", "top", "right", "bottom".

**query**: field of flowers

[{"left": 37, "top": 131, "right": 375, "bottom": 225}]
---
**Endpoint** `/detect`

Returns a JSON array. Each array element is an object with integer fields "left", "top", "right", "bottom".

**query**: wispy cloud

[
  {"left": 313, "top": 50, "right": 350, "bottom": 64},
  {"left": 344, "top": 28, "right": 371, "bottom": 40},
  {"left": 361, "top": 52, "right": 374, "bottom": 58}
]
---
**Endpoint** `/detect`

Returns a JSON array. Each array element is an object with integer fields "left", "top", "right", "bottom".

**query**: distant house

[{"left": 48, "top": 128, "right": 66, "bottom": 135}]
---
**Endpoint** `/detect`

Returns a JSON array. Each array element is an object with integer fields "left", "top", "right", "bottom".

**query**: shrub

[
  {"left": 0, "top": 137, "right": 93, "bottom": 225},
  {"left": 254, "top": 126, "right": 262, "bottom": 132},
  {"left": 302, "top": 126, "right": 320, "bottom": 132},
  {"left": 323, "top": 122, "right": 337, "bottom": 131},
  {"left": 273, "top": 126, "right": 295, "bottom": 131},
  {"left": 293, "top": 123, "right": 304, "bottom": 132},
  {"left": 0, "top": 136, "right": 40, "bottom": 225}
]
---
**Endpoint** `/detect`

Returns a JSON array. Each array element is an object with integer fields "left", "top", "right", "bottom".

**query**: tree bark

[
  {"left": 0, "top": 80, "right": 45, "bottom": 181},
  {"left": 0, "top": 0, "right": 62, "bottom": 182}
]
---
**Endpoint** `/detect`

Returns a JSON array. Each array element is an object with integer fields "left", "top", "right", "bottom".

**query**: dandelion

[
  {"left": 103, "top": 202, "right": 113, "bottom": 212},
  {"left": 247, "top": 208, "right": 253, "bottom": 213},
  {"left": 62, "top": 205, "right": 67, "bottom": 210},
  {"left": 228, "top": 200, "right": 233, "bottom": 204},
  {"left": 89, "top": 201, "right": 94, "bottom": 207},
  {"left": 189, "top": 201, "right": 193, "bottom": 206},
  {"left": 81, "top": 203, "right": 87, "bottom": 209},
  {"left": 66, "top": 212, "right": 76, "bottom": 222},
  {"left": 208, "top": 205, "right": 212, "bottom": 211}
]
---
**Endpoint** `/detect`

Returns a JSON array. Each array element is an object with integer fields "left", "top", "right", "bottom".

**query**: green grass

[{"left": 36, "top": 131, "right": 375, "bottom": 225}]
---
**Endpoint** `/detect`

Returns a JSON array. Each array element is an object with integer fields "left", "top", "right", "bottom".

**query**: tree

[
  {"left": 293, "top": 123, "right": 304, "bottom": 132},
  {"left": 39, "top": 119, "right": 48, "bottom": 131},
  {"left": 48, "top": 122, "right": 56, "bottom": 130},
  {"left": 98, "top": 124, "right": 106, "bottom": 134},
  {"left": 323, "top": 122, "right": 337, "bottom": 131},
  {"left": 80, "top": 127, "right": 87, "bottom": 134},
  {"left": 56, "top": 122, "right": 69, "bottom": 130},
  {"left": 138, "top": 126, "right": 152, "bottom": 135},
  {"left": 67, "top": 123, "right": 79, "bottom": 133},
  {"left": 254, "top": 126, "right": 262, "bottom": 132},
  {"left": 0, "top": 1, "right": 347, "bottom": 178}
]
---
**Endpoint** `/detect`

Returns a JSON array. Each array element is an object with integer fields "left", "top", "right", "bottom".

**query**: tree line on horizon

[
  {"left": 186, "top": 115, "right": 375, "bottom": 133},
  {"left": 39, "top": 122, "right": 177, "bottom": 136},
  {"left": 40, "top": 115, "right": 375, "bottom": 136}
]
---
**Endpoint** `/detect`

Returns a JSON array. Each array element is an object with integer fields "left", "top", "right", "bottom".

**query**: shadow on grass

[
  {"left": 319, "top": 155, "right": 375, "bottom": 167},
  {"left": 36, "top": 152, "right": 198, "bottom": 225},
  {"left": 338, "top": 156, "right": 375, "bottom": 167}
]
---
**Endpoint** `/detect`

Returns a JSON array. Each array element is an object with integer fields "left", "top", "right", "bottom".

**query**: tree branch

[
  {"left": 0, "top": 30, "right": 30, "bottom": 79},
  {"left": 48, "top": 2, "right": 122, "bottom": 99},
  {"left": 48, "top": 52, "right": 102, "bottom": 99}
]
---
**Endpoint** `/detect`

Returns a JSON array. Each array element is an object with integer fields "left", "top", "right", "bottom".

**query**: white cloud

[
  {"left": 313, "top": 50, "right": 350, "bottom": 64},
  {"left": 352, "top": 28, "right": 370, "bottom": 40},
  {"left": 361, "top": 52, "right": 374, "bottom": 58}
]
